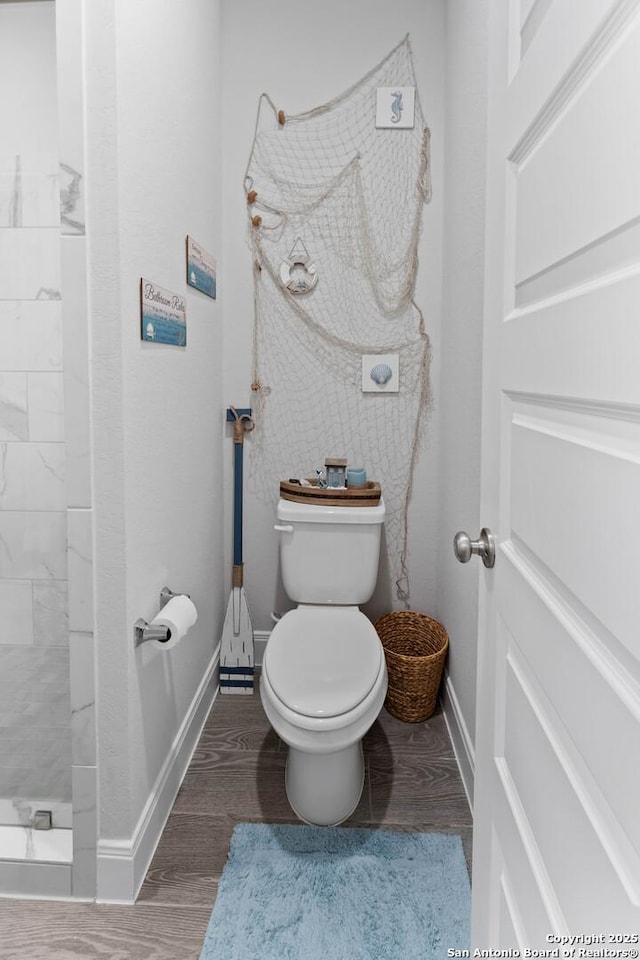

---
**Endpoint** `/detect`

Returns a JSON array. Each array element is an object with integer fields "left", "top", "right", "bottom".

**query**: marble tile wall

[
  {"left": 0, "top": 648, "right": 71, "bottom": 801},
  {"left": 0, "top": 247, "right": 72, "bottom": 806},
  {"left": 0, "top": 0, "right": 72, "bottom": 813}
]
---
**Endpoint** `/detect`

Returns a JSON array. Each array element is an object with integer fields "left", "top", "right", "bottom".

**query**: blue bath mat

[{"left": 199, "top": 823, "right": 470, "bottom": 960}]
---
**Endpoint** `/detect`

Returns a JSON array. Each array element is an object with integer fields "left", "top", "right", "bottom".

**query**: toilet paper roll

[{"left": 149, "top": 594, "right": 198, "bottom": 650}]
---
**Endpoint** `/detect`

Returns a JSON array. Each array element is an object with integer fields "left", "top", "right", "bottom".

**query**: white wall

[
  {"left": 220, "top": 0, "right": 446, "bottom": 630},
  {"left": 436, "top": 0, "right": 489, "bottom": 796},
  {"left": 84, "top": 0, "right": 225, "bottom": 885}
]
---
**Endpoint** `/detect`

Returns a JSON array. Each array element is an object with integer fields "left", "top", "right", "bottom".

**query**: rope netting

[{"left": 244, "top": 35, "right": 432, "bottom": 602}]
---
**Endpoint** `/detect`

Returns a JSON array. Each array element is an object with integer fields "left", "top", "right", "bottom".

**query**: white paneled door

[{"left": 472, "top": 0, "right": 640, "bottom": 944}]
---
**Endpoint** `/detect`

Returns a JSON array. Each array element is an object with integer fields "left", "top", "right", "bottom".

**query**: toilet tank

[{"left": 275, "top": 498, "right": 385, "bottom": 604}]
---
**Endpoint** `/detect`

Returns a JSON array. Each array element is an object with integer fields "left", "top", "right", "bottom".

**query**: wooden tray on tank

[{"left": 279, "top": 480, "right": 381, "bottom": 507}]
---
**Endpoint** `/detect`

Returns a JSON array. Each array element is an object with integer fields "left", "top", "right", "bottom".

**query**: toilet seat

[{"left": 264, "top": 606, "right": 382, "bottom": 719}]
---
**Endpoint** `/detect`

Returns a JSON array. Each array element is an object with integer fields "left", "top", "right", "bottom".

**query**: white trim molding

[
  {"left": 96, "top": 646, "right": 219, "bottom": 903},
  {"left": 253, "top": 629, "right": 270, "bottom": 667},
  {"left": 441, "top": 671, "right": 475, "bottom": 812}
]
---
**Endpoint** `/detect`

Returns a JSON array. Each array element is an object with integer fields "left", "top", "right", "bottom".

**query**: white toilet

[{"left": 260, "top": 496, "right": 387, "bottom": 826}]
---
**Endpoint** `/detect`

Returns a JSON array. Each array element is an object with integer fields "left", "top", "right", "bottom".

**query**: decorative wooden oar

[{"left": 220, "top": 406, "right": 255, "bottom": 694}]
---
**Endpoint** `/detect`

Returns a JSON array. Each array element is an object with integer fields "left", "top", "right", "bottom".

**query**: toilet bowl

[
  {"left": 261, "top": 605, "right": 387, "bottom": 825},
  {"left": 260, "top": 497, "right": 387, "bottom": 826}
]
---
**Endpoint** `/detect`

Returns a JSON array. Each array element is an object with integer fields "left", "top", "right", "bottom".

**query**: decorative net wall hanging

[{"left": 244, "top": 35, "right": 432, "bottom": 603}]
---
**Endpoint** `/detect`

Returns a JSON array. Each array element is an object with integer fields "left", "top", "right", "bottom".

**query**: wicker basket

[{"left": 374, "top": 611, "right": 449, "bottom": 723}]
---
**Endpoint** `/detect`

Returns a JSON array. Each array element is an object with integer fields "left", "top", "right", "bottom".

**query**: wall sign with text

[
  {"left": 186, "top": 236, "right": 217, "bottom": 299},
  {"left": 140, "top": 279, "right": 187, "bottom": 346}
]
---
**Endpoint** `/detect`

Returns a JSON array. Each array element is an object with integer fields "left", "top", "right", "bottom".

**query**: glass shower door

[{"left": 0, "top": 0, "right": 72, "bottom": 858}]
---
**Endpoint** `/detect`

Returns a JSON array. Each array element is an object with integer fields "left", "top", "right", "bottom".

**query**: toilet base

[{"left": 285, "top": 741, "right": 365, "bottom": 826}]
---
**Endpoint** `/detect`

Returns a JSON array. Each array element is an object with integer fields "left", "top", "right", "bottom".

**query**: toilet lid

[{"left": 264, "top": 607, "right": 383, "bottom": 718}]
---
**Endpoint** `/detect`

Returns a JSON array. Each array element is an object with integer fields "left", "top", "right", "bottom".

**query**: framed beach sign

[
  {"left": 186, "top": 235, "right": 217, "bottom": 299},
  {"left": 140, "top": 279, "right": 187, "bottom": 346}
]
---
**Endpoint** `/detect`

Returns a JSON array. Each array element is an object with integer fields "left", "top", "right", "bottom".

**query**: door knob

[{"left": 453, "top": 528, "right": 496, "bottom": 568}]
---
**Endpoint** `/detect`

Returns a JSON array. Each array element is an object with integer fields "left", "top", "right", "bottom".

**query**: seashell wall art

[
  {"left": 370, "top": 362, "right": 393, "bottom": 385},
  {"left": 361, "top": 354, "right": 399, "bottom": 392}
]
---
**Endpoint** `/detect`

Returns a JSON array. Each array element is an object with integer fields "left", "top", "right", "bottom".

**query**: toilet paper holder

[{"left": 134, "top": 586, "right": 190, "bottom": 646}]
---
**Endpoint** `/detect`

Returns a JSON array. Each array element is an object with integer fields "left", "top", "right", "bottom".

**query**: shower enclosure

[
  {"left": 0, "top": 0, "right": 71, "bottom": 851},
  {"left": 0, "top": 0, "right": 95, "bottom": 898}
]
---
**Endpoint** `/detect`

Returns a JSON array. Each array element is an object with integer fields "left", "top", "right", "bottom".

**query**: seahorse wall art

[{"left": 390, "top": 90, "right": 404, "bottom": 124}]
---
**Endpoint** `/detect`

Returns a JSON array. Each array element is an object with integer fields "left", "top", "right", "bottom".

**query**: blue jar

[{"left": 347, "top": 467, "right": 367, "bottom": 487}]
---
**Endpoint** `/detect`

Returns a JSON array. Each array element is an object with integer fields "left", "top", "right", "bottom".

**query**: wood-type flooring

[{"left": 0, "top": 688, "right": 472, "bottom": 959}]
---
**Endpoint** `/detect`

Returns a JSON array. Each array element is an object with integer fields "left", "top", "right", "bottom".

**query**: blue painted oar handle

[
  {"left": 233, "top": 436, "right": 244, "bottom": 567},
  {"left": 227, "top": 407, "right": 253, "bottom": 569}
]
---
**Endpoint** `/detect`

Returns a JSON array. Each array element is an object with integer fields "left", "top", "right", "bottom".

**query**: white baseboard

[
  {"left": 253, "top": 629, "right": 269, "bottom": 667},
  {"left": 440, "top": 672, "right": 475, "bottom": 813},
  {"left": 96, "top": 645, "right": 220, "bottom": 903}
]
